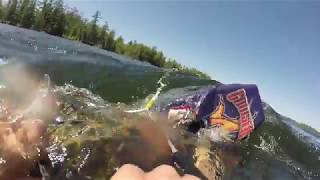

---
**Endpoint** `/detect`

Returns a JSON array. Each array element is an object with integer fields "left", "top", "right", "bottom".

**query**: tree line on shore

[{"left": 0, "top": 0, "right": 211, "bottom": 79}]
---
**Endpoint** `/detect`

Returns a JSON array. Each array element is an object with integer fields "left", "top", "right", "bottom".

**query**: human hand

[
  {"left": 111, "top": 164, "right": 200, "bottom": 180},
  {"left": 0, "top": 118, "right": 47, "bottom": 179}
]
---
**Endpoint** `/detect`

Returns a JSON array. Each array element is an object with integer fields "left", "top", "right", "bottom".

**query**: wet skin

[
  {"left": 0, "top": 118, "right": 47, "bottom": 180},
  {"left": 111, "top": 164, "right": 200, "bottom": 180}
]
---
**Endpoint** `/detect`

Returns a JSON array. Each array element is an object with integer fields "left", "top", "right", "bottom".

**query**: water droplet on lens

[{"left": 55, "top": 116, "right": 64, "bottom": 124}]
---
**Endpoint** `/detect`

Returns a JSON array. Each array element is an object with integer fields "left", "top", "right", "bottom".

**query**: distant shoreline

[{"left": 0, "top": 0, "right": 211, "bottom": 80}]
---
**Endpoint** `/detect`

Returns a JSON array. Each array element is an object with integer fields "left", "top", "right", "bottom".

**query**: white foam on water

[
  {"left": 0, "top": 58, "right": 8, "bottom": 66},
  {"left": 284, "top": 120, "right": 320, "bottom": 148}
]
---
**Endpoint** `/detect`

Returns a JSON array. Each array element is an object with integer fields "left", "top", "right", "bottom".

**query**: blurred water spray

[{"left": 0, "top": 64, "right": 57, "bottom": 123}]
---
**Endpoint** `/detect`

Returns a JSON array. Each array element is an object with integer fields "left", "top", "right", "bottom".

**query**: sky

[{"left": 64, "top": 0, "right": 320, "bottom": 131}]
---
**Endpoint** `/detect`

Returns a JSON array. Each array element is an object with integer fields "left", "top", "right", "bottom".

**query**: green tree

[
  {"left": 49, "top": 0, "right": 65, "bottom": 36},
  {"left": 99, "top": 22, "right": 108, "bottom": 48},
  {"left": 42, "top": 0, "right": 54, "bottom": 32},
  {"left": 164, "top": 58, "right": 182, "bottom": 69},
  {"left": 152, "top": 51, "right": 166, "bottom": 67},
  {"left": 88, "top": 10, "right": 101, "bottom": 45},
  {"left": 0, "top": 0, "right": 5, "bottom": 21},
  {"left": 80, "top": 19, "right": 89, "bottom": 42},
  {"left": 124, "top": 41, "right": 139, "bottom": 60},
  {"left": 18, "top": 0, "right": 30, "bottom": 24},
  {"left": 180, "top": 67, "right": 211, "bottom": 79},
  {"left": 104, "top": 30, "right": 115, "bottom": 51},
  {"left": 64, "top": 8, "right": 83, "bottom": 40},
  {"left": 6, "top": 0, "right": 19, "bottom": 25},
  {"left": 34, "top": 8, "right": 45, "bottom": 31},
  {"left": 20, "top": 0, "right": 36, "bottom": 28},
  {"left": 115, "top": 36, "right": 126, "bottom": 54}
]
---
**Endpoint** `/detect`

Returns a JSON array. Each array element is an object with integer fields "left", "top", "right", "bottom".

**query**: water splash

[
  {"left": 0, "top": 157, "right": 6, "bottom": 165},
  {"left": 47, "top": 143, "right": 68, "bottom": 167},
  {"left": 198, "top": 127, "right": 233, "bottom": 143},
  {"left": 48, "top": 46, "right": 67, "bottom": 54},
  {"left": 0, "top": 57, "right": 8, "bottom": 66},
  {"left": 254, "top": 135, "right": 279, "bottom": 155},
  {"left": 125, "top": 70, "right": 171, "bottom": 113}
]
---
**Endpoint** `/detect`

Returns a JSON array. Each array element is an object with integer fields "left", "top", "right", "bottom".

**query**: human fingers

[
  {"left": 111, "top": 164, "right": 145, "bottom": 180},
  {"left": 181, "top": 174, "right": 201, "bottom": 180},
  {"left": 19, "top": 119, "right": 46, "bottom": 144},
  {"left": 145, "top": 164, "right": 181, "bottom": 180}
]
